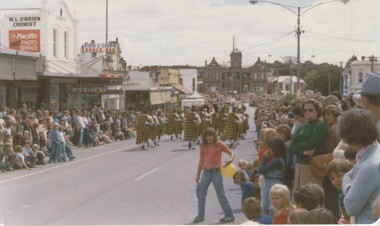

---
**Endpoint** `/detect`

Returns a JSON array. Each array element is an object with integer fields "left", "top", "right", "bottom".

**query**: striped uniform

[
  {"left": 165, "top": 111, "right": 176, "bottom": 136},
  {"left": 221, "top": 112, "right": 237, "bottom": 140},
  {"left": 184, "top": 110, "right": 195, "bottom": 141},
  {"left": 136, "top": 114, "right": 148, "bottom": 145}
]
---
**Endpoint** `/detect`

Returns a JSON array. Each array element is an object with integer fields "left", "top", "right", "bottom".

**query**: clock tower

[{"left": 230, "top": 36, "right": 242, "bottom": 69}]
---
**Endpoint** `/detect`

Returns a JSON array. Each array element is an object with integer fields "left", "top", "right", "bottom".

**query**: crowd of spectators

[
  {"left": 238, "top": 72, "right": 380, "bottom": 224},
  {"left": 0, "top": 106, "right": 138, "bottom": 172}
]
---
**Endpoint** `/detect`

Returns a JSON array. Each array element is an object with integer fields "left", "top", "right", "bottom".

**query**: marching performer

[
  {"left": 165, "top": 109, "right": 176, "bottom": 140},
  {"left": 221, "top": 106, "right": 238, "bottom": 149},
  {"left": 136, "top": 110, "right": 149, "bottom": 150},
  {"left": 184, "top": 106, "right": 195, "bottom": 149}
]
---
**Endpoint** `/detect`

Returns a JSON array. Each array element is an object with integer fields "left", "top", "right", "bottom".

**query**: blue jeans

[
  {"left": 197, "top": 169, "right": 234, "bottom": 218},
  {"left": 49, "top": 142, "right": 59, "bottom": 162},
  {"left": 78, "top": 128, "right": 84, "bottom": 146}
]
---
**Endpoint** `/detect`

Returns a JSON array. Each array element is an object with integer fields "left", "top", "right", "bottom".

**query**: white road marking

[
  {"left": 136, "top": 167, "right": 159, "bottom": 180},
  {"left": 0, "top": 145, "right": 138, "bottom": 184}
]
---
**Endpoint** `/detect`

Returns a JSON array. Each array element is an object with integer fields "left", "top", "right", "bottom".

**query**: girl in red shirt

[{"left": 193, "top": 127, "right": 235, "bottom": 224}]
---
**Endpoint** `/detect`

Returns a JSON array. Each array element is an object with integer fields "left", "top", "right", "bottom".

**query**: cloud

[{"left": 2, "top": 0, "right": 380, "bottom": 66}]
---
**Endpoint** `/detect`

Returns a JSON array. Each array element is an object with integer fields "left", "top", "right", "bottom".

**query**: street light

[{"left": 250, "top": 0, "right": 349, "bottom": 95}]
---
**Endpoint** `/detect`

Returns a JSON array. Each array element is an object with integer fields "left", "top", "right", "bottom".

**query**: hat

[{"left": 360, "top": 72, "right": 380, "bottom": 95}]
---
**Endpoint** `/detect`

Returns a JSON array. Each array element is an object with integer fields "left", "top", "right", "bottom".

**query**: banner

[
  {"left": 9, "top": 29, "right": 40, "bottom": 52},
  {"left": 342, "top": 72, "right": 350, "bottom": 97}
]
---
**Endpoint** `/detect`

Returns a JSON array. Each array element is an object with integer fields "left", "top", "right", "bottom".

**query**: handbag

[{"left": 309, "top": 153, "right": 333, "bottom": 178}]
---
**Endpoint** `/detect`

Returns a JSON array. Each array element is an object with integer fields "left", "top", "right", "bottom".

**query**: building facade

[
  {"left": 202, "top": 47, "right": 268, "bottom": 95},
  {"left": 270, "top": 76, "right": 305, "bottom": 95},
  {"left": 0, "top": 1, "right": 127, "bottom": 111},
  {"left": 348, "top": 57, "right": 380, "bottom": 94}
]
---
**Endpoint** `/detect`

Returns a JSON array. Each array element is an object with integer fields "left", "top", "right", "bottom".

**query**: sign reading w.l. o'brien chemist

[{"left": 5, "top": 14, "right": 41, "bottom": 52}]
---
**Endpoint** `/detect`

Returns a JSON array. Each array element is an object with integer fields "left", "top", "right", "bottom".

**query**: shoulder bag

[{"left": 309, "top": 153, "right": 333, "bottom": 178}]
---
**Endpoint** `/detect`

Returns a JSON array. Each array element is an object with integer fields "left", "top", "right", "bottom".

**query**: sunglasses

[{"left": 304, "top": 108, "right": 315, "bottom": 113}]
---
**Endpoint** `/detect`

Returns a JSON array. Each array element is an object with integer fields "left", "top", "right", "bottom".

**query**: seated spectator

[
  {"left": 114, "top": 128, "right": 125, "bottom": 141},
  {"left": 238, "top": 159, "right": 254, "bottom": 178},
  {"left": 14, "top": 145, "right": 30, "bottom": 170},
  {"left": 242, "top": 197, "right": 273, "bottom": 224},
  {"left": 233, "top": 170, "right": 256, "bottom": 205},
  {"left": 0, "top": 142, "right": 7, "bottom": 172},
  {"left": 303, "top": 208, "right": 338, "bottom": 224},
  {"left": 3, "top": 142, "right": 16, "bottom": 171},
  {"left": 293, "top": 183, "right": 324, "bottom": 211},
  {"left": 31, "top": 144, "right": 46, "bottom": 165},
  {"left": 22, "top": 140, "right": 36, "bottom": 167},
  {"left": 337, "top": 108, "right": 380, "bottom": 224},
  {"left": 98, "top": 130, "right": 114, "bottom": 144}
]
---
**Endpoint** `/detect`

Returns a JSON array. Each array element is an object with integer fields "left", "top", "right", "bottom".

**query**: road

[{"left": 0, "top": 105, "right": 258, "bottom": 225}]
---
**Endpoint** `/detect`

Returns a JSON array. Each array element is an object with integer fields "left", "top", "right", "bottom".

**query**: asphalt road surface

[{"left": 0, "top": 105, "right": 258, "bottom": 225}]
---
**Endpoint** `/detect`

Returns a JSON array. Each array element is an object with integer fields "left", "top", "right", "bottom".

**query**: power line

[
  {"left": 243, "top": 30, "right": 296, "bottom": 57},
  {"left": 305, "top": 30, "right": 380, "bottom": 43}
]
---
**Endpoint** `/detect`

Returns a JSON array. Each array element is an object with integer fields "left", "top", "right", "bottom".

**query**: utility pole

[{"left": 106, "top": 0, "right": 108, "bottom": 44}]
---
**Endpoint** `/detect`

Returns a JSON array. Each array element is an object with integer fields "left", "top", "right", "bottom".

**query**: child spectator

[
  {"left": 3, "top": 142, "right": 16, "bottom": 171},
  {"left": 324, "top": 158, "right": 353, "bottom": 223},
  {"left": 49, "top": 122, "right": 60, "bottom": 163},
  {"left": 250, "top": 158, "right": 261, "bottom": 201},
  {"left": 303, "top": 208, "right": 338, "bottom": 224},
  {"left": 32, "top": 144, "right": 46, "bottom": 165},
  {"left": 287, "top": 208, "right": 308, "bottom": 224},
  {"left": 238, "top": 159, "right": 254, "bottom": 178},
  {"left": 14, "top": 145, "right": 30, "bottom": 170},
  {"left": 258, "top": 137, "right": 285, "bottom": 215},
  {"left": 242, "top": 197, "right": 273, "bottom": 224},
  {"left": 233, "top": 170, "right": 256, "bottom": 205},
  {"left": 22, "top": 140, "right": 36, "bottom": 167},
  {"left": 293, "top": 183, "right": 325, "bottom": 211},
  {"left": 270, "top": 184, "right": 294, "bottom": 224},
  {"left": 275, "top": 124, "right": 294, "bottom": 190},
  {"left": 257, "top": 128, "right": 277, "bottom": 209},
  {"left": 258, "top": 128, "right": 277, "bottom": 163}
]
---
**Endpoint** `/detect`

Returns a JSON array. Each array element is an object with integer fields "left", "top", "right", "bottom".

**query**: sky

[{"left": 1, "top": 0, "right": 380, "bottom": 67}]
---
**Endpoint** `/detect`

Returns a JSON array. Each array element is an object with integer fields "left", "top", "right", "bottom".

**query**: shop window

[
  {"left": 64, "top": 31, "right": 69, "bottom": 59},
  {"left": 53, "top": 29, "right": 58, "bottom": 57}
]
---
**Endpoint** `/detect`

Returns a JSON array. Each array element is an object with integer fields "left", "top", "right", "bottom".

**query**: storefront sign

[
  {"left": 7, "top": 15, "right": 41, "bottom": 28},
  {"left": 70, "top": 87, "right": 107, "bottom": 93},
  {"left": 9, "top": 29, "right": 40, "bottom": 52},
  {"left": 82, "top": 43, "right": 118, "bottom": 53}
]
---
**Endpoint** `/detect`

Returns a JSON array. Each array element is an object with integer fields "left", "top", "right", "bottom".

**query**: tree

[{"left": 304, "top": 63, "right": 341, "bottom": 96}]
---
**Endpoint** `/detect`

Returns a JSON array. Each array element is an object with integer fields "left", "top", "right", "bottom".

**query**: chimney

[{"left": 205, "top": 60, "right": 207, "bottom": 66}]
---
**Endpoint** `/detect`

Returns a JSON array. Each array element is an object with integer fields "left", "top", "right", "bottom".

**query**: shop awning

[
  {"left": 172, "top": 83, "right": 192, "bottom": 94},
  {"left": 0, "top": 54, "right": 38, "bottom": 80}
]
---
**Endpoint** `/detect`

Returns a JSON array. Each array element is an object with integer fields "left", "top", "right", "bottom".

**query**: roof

[{"left": 172, "top": 84, "right": 192, "bottom": 94}]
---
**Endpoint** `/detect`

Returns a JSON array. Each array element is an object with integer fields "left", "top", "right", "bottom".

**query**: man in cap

[{"left": 360, "top": 72, "right": 380, "bottom": 134}]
